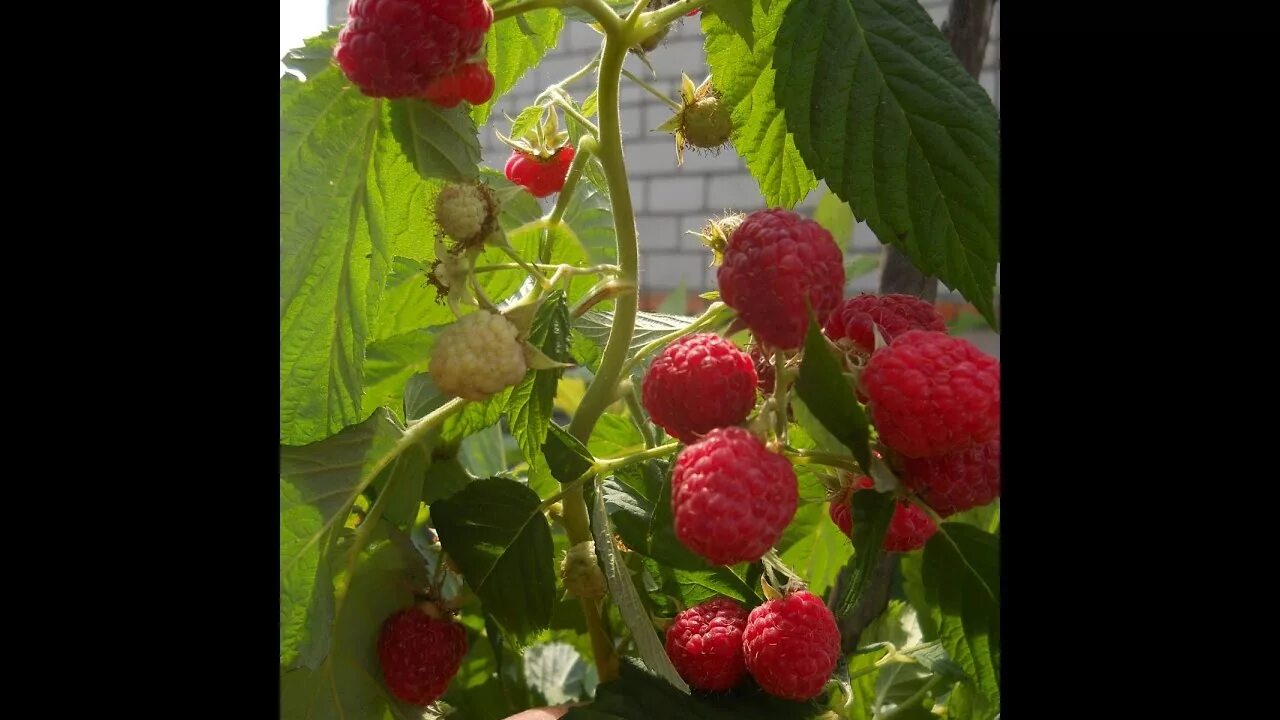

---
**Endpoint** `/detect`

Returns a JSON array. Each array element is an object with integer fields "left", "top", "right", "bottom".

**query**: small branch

[
  {"left": 595, "top": 441, "right": 680, "bottom": 472},
  {"left": 621, "top": 69, "right": 681, "bottom": 110},
  {"left": 550, "top": 94, "right": 601, "bottom": 137},
  {"left": 623, "top": 385, "right": 658, "bottom": 449},
  {"left": 784, "top": 447, "right": 863, "bottom": 474}
]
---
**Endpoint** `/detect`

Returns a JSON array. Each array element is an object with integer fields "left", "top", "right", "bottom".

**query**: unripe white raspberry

[
  {"left": 434, "top": 182, "right": 497, "bottom": 248},
  {"left": 429, "top": 312, "right": 527, "bottom": 401}
]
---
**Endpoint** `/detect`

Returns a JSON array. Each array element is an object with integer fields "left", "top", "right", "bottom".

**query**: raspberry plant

[{"left": 280, "top": 1, "right": 1000, "bottom": 718}]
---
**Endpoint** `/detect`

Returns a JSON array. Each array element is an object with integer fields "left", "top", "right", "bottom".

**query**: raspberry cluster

[
  {"left": 665, "top": 592, "right": 840, "bottom": 701},
  {"left": 335, "top": 0, "right": 494, "bottom": 105}
]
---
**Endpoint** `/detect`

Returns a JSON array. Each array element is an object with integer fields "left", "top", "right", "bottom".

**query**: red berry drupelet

[
  {"left": 423, "top": 60, "right": 495, "bottom": 108},
  {"left": 900, "top": 439, "right": 1001, "bottom": 517},
  {"left": 861, "top": 330, "right": 1000, "bottom": 458},
  {"left": 336, "top": 0, "right": 494, "bottom": 100},
  {"left": 504, "top": 146, "right": 576, "bottom": 198},
  {"left": 743, "top": 590, "right": 841, "bottom": 701},
  {"left": 377, "top": 605, "right": 468, "bottom": 706},
  {"left": 830, "top": 475, "right": 937, "bottom": 552},
  {"left": 670, "top": 427, "right": 798, "bottom": 565},
  {"left": 716, "top": 209, "right": 845, "bottom": 350},
  {"left": 664, "top": 597, "right": 749, "bottom": 692},
  {"left": 823, "top": 293, "right": 947, "bottom": 356},
  {"left": 642, "top": 333, "right": 758, "bottom": 444}
]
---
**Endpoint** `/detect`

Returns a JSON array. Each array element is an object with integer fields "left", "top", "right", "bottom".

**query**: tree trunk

[{"left": 840, "top": 0, "right": 995, "bottom": 649}]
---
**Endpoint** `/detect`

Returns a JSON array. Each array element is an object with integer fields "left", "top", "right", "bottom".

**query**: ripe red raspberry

[
  {"left": 830, "top": 475, "right": 937, "bottom": 552},
  {"left": 900, "top": 439, "right": 1000, "bottom": 517},
  {"left": 670, "top": 427, "right": 798, "bottom": 565},
  {"left": 642, "top": 333, "right": 757, "bottom": 444},
  {"left": 423, "top": 60, "right": 495, "bottom": 108},
  {"left": 377, "top": 605, "right": 468, "bottom": 706},
  {"left": 743, "top": 590, "right": 840, "bottom": 701},
  {"left": 823, "top": 293, "right": 946, "bottom": 356},
  {"left": 335, "top": 0, "right": 493, "bottom": 99},
  {"left": 861, "top": 330, "right": 999, "bottom": 458},
  {"left": 504, "top": 146, "right": 576, "bottom": 198},
  {"left": 716, "top": 209, "right": 845, "bottom": 350},
  {"left": 664, "top": 597, "right": 749, "bottom": 692}
]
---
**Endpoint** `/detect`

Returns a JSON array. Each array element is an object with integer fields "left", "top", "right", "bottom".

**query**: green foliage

[
  {"left": 795, "top": 311, "right": 872, "bottom": 469},
  {"left": 431, "top": 478, "right": 557, "bottom": 646},
  {"left": 279, "top": 4, "right": 1000, "bottom": 716},
  {"left": 703, "top": 0, "right": 818, "bottom": 208},
  {"left": 564, "top": 658, "right": 829, "bottom": 719},
  {"left": 508, "top": 291, "right": 573, "bottom": 494},
  {"left": 773, "top": 0, "right": 1001, "bottom": 326},
  {"left": 923, "top": 523, "right": 1000, "bottom": 719}
]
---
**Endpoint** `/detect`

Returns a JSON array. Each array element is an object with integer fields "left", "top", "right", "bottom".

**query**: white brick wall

[{"left": 327, "top": 2, "right": 1000, "bottom": 295}]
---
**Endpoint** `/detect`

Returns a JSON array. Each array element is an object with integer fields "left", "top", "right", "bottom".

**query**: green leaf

[
  {"left": 773, "top": 0, "right": 1000, "bottom": 326},
  {"left": 589, "top": 489, "right": 690, "bottom": 693},
  {"left": 600, "top": 466, "right": 707, "bottom": 570},
  {"left": 458, "top": 423, "right": 510, "bottom": 479},
  {"left": 573, "top": 309, "right": 704, "bottom": 373},
  {"left": 388, "top": 99, "right": 481, "bottom": 182},
  {"left": 703, "top": 0, "right": 818, "bottom": 208},
  {"left": 473, "top": 9, "right": 565, "bottom": 126},
  {"left": 835, "top": 488, "right": 894, "bottom": 617},
  {"left": 281, "top": 539, "right": 434, "bottom": 719},
  {"left": 640, "top": 557, "right": 758, "bottom": 608},
  {"left": 280, "top": 25, "right": 341, "bottom": 80},
  {"left": 581, "top": 89, "right": 599, "bottom": 118},
  {"left": 403, "top": 370, "right": 513, "bottom": 445},
  {"left": 282, "top": 44, "right": 413, "bottom": 444},
  {"left": 360, "top": 328, "right": 435, "bottom": 423},
  {"left": 544, "top": 423, "right": 595, "bottom": 484},
  {"left": 431, "top": 478, "right": 556, "bottom": 646},
  {"left": 704, "top": 0, "right": 755, "bottom": 49},
  {"left": 422, "top": 455, "right": 475, "bottom": 505},
  {"left": 776, "top": 502, "right": 850, "bottom": 598},
  {"left": 511, "top": 104, "right": 547, "bottom": 141},
  {"left": 813, "top": 187, "right": 855, "bottom": 251},
  {"left": 280, "top": 409, "right": 418, "bottom": 668},
  {"left": 507, "top": 291, "right": 572, "bottom": 493},
  {"left": 794, "top": 311, "right": 871, "bottom": 469},
  {"left": 370, "top": 257, "right": 454, "bottom": 342},
  {"left": 587, "top": 412, "right": 646, "bottom": 459},
  {"left": 922, "top": 523, "right": 1000, "bottom": 719},
  {"left": 565, "top": 658, "right": 830, "bottom": 719},
  {"left": 523, "top": 641, "right": 598, "bottom": 706}
]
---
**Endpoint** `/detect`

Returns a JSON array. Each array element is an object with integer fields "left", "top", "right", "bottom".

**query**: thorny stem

[
  {"left": 639, "top": 0, "right": 700, "bottom": 31},
  {"left": 553, "top": 53, "right": 602, "bottom": 91},
  {"left": 495, "top": 0, "right": 623, "bottom": 34},
  {"left": 621, "top": 69, "right": 682, "bottom": 110}
]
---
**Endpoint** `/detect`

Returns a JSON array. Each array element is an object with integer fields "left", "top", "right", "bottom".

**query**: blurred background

[{"left": 281, "top": 1, "right": 1000, "bottom": 357}]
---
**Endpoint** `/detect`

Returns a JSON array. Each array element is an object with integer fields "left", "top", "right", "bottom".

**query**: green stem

[
  {"left": 784, "top": 447, "right": 864, "bottom": 474},
  {"left": 557, "top": 23, "right": 642, "bottom": 687},
  {"left": 496, "top": 241, "right": 549, "bottom": 284},
  {"left": 595, "top": 441, "right": 680, "bottom": 472},
  {"left": 554, "top": 54, "right": 601, "bottom": 91},
  {"left": 773, "top": 350, "right": 788, "bottom": 443},
  {"left": 639, "top": 0, "right": 701, "bottom": 32},
  {"left": 880, "top": 675, "right": 943, "bottom": 720},
  {"left": 495, "top": 0, "right": 623, "bottom": 35},
  {"left": 621, "top": 69, "right": 681, "bottom": 110},
  {"left": 473, "top": 262, "right": 619, "bottom": 276},
  {"left": 550, "top": 95, "right": 601, "bottom": 137},
  {"left": 623, "top": 384, "right": 658, "bottom": 448}
]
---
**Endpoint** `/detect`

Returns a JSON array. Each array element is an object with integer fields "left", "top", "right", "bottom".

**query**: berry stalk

[{"left": 558, "top": 23, "right": 646, "bottom": 686}]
